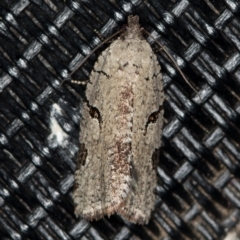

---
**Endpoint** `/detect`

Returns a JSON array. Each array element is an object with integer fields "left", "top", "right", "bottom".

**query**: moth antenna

[
  {"left": 94, "top": 29, "right": 104, "bottom": 41},
  {"left": 143, "top": 29, "right": 198, "bottom": 96},
  {"left": 61, "top": 28, "right": 125, "bottom": 86}
]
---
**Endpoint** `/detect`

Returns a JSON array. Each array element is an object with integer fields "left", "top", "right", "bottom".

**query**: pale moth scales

[{"left": 73, "top": 15, "right": 164, "bottom": 224}]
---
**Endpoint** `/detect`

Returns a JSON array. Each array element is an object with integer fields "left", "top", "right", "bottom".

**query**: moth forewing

[{"left": 73, "top": 15, "right": 164, "bottom": 224}]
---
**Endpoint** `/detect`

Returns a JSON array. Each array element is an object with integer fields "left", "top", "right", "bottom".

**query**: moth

[{"left": 73, "top": 15, "right": 164, "bottom": 224}]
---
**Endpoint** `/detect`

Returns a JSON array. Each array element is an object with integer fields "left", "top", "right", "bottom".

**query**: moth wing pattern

[
  {"left": 73, "top": 15, "right": 164, "bottom": 224},
  {"left": 73, "top": 44, "right": 133, "bottom": 220},
  {"left": 116, "top": 39, "right": 164, "bottom": 224}
]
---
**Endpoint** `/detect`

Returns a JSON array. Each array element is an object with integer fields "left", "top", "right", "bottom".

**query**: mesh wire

[{"left": 0, "top": 0, "right": 240, "bottom": 239}]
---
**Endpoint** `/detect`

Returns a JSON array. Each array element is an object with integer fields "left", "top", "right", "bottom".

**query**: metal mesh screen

[{"left": 0, "top": 0, "right": 240, "bottom": 239}]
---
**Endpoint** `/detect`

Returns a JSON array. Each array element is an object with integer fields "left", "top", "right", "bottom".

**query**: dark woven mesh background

[{"left": 0, "top": 0, "right": 240, "bottom": 239}]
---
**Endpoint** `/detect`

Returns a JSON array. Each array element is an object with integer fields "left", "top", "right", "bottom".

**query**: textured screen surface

[{"left": 0, "top": 0, "right": 240, "bottom": 239}]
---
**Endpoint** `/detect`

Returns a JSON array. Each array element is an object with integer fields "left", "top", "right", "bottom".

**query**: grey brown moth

[{"left": 73, "top": 15, "right": 164, "bottom": 224}]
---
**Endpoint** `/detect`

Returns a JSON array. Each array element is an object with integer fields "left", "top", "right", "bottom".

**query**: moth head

[{"left": 122, "top": 15, "right": 143, "bottom": 40}]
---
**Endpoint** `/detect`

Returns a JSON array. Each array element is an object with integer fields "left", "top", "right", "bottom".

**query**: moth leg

[{"left": 71, "top": 80, "right": 89, "bottom": 85}]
